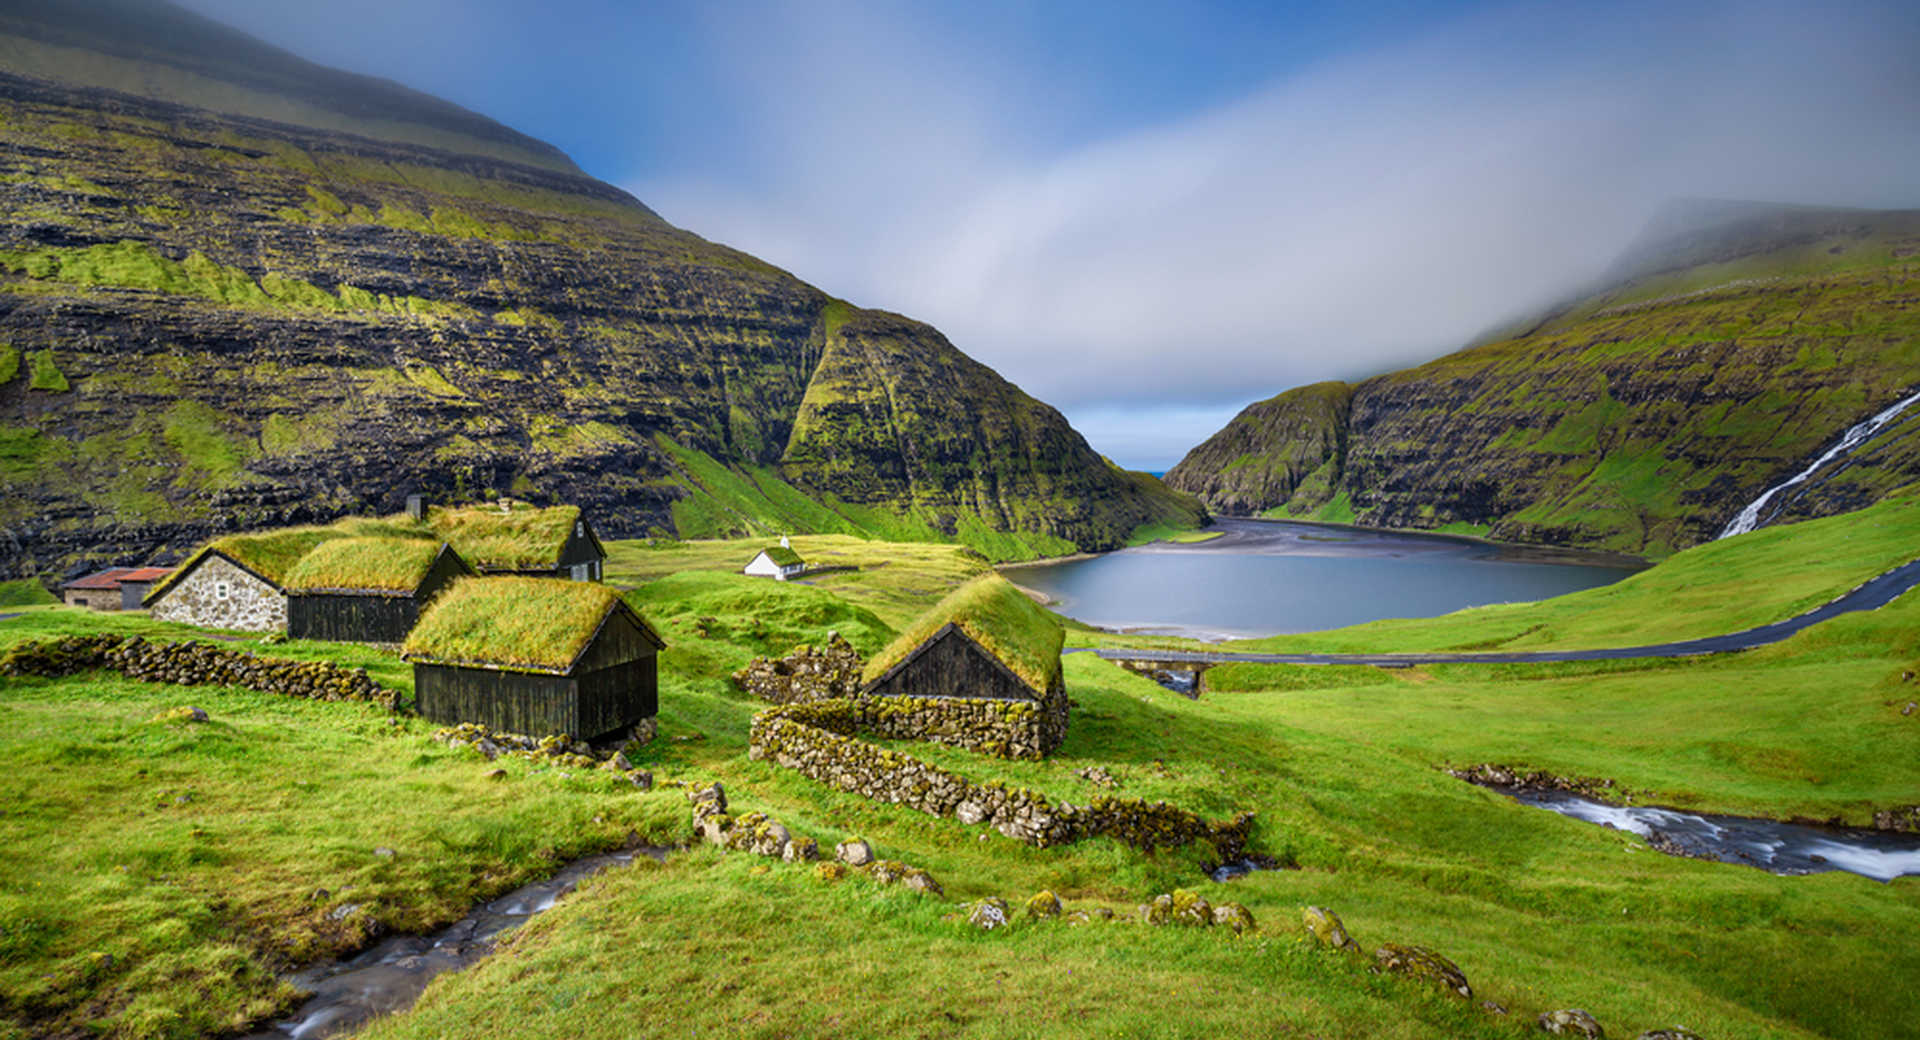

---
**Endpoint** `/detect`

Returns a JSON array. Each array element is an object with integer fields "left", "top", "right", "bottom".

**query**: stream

[
  {"left": 242, "top": 845, "right": 668, "bottom": 1039},
  {"left": 1491, "top": 786, "right": 1920, "bottom": 882},
  {"left": 1719, "top": 386, "right": 1920, "bottom": 538}
]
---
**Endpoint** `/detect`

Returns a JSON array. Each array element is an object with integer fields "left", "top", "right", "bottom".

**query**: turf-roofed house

[
  {"left": 144, "top": 527, "right": 349, "bottom": 632},
  {"left": 284, "top": 539, "right": 471, "bottom": 643},
  {"left": 862, "top": 574, "right": 1071, "bottom": 755},
  {"left": 428, "top": 503, "right": 606, "bottom": 581},
  {"left": 743, "top": 537, "right": 806, "bottom": 581},
  {"left": 405, "top": 578, "right": 666, "bottom": 741}
]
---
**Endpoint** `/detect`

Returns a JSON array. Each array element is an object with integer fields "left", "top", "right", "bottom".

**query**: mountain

[
  {"left": 1165, "top": 202, "right": 1920, "bottom": 555},
  {"left": 0, "top": 0, "right": 1202, "bottom": 578}
]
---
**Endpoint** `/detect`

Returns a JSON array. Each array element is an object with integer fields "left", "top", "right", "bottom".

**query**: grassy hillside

[
  {"left": 1167, "top": 205, "right": 1920, "bottom": 556},
  {"left": 4, "top": 502, "right": 1917, "bottom": 1039},
  {"left": 0, "top": 0, "right": 1201, "bottom": 580}
]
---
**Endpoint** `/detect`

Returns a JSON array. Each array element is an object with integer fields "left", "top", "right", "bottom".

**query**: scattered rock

[
  {"left": 328, "top": 903, "right": 363, "bottom": 921},
  {"left": 1538, "top": 1008, "right": 1604, "bottom": 1036},
  {"left": 783, "top": 836, "right": 820, "bottom": 862},
  {"left": 1025, "top": 890, "right": 1062, "bottom": 919},
  {"left": 1211, "top": 902, "right": 1256, "bottom": 934},
  {"left": 1481, "top": 1000, "right": 1510, "bottom": 1015},
  {"left": 836, "top": 839, "right": 874, "bottom": 866},
  {"left": 1064, "top": 907, "right": 1115, "bottom": 925},
  {"left": 967, "top": 898, "right": 1010, "bottom": 930},
  {"left": 1075, "top": 765, "right": 1118, "bottom": 789},
  {"left": 1141, "top": 890, "right": 1212, "bottom": 927},
  {"left": 626, "top": 770, "right": 653, "bottom": 789},
  {"left": 1635, "top": 1029, "right": 1702, "bottom": 1040},
  {"left": 372, "top": 847, "right": 396, "bottom": 860},
  {"left": 902, "top": 868, "right": 944, "bottom": 896},
  {"left": 687, "top": 782, "right": 728, "bottom": 815},
  {"left": 814, "top": 862, "right": 849, "bottom": 882},
  {"left": 1902, "top": 701, "right": 1915, "bottom": 716},
  {"left": 1372, "top": 943, "right": 1471, "bottom": 999},
  {"left": 1302, "top": 906, "right": 1358, "bottom": 951},
  {"left": 484, "top": 768, "right": 508, "bottom": 782},
  {"left": 868, "top": 860, "right": 907, "bottom": 885}
]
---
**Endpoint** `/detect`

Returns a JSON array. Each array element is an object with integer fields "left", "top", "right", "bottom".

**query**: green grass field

[{"left": 4, "top": 502, "right": 1917, "bottom": 1039}]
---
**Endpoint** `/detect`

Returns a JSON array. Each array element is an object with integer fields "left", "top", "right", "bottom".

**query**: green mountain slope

[
  {"left": 0, "top": 0, "right": 1200, "bottom": 577},
  {"left": 1167, "top": 203, "right": 1920, "bottom": 555}
]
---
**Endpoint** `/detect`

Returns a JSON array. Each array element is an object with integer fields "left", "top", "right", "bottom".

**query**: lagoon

[{"left": 1006, "top": 518, "right": 1643, "bottom": 641}]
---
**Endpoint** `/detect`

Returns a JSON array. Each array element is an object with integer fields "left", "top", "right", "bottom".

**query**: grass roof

[
  {"left": 760, "top": 545, "right": 803, "bottom": 567},
  {"left": 283, "top": 538, "right": 449, "bottom": 593},
  {"left": 861, "top": 574, "right": 1063, "bottom": 693},
  {"left": 145, "top": 525, "right": 353, "bottom": 602},
  {"left": 404, "top": 576, "right": 626, "bottom": 672},
  {"left": 429, "top": 504, "right": 581, "bottom": 571}
]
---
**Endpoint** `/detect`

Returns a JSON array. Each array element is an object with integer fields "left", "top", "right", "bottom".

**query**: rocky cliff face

[
  {"left": 1167, "top": 205, "right": 1920, "bottom": 555},
  {"left": 0, "top": 1, "right": 1200, "bottom": 577}
]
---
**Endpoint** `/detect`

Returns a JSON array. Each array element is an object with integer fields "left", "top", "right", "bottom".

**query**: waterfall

[{"left": 1718, "top": 387, "right": 1920, "bottom": 539}]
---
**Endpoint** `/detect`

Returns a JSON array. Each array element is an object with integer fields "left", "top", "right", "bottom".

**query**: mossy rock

[
  {"left": 1302, "top": 905, "right": 1358, "bottom": 951},
  {"left": 1025, "top": 890, "right": 1062, "bottom": 919},
  {"left": 1211, "top": 902, "right": 1255, "bottom": 934},
  {"left": 1372, "top": 943, "right": 1471, "bottom": 999},
  {"left": 967, "top": 898, "right": 1010, "bottom": 931},
  {"left": 1538, "top": 1009, "right": 1605, "bottom": 1037}
]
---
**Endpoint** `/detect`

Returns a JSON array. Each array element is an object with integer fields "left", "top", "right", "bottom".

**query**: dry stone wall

[
  {"left": 749, "top": 698, "right": 1252, "bottom": 855},
  {"left": 149, "top": 555, "right": 287, "bottom": 632},
  {"left": 0, "top": 635, "right": 397, "bottom": 708}
]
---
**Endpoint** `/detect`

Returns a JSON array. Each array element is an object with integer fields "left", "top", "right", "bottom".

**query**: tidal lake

[{"left": 1005, "top": 518, "right": 1644, "bottom": 640}]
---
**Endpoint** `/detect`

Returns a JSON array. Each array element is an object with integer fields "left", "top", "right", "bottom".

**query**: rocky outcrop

[
  {"left": 1167, "top": 205, "right": 1920, "bottom": 555},
  {"left": 0, "top": 3, "right": 1202, "bottom": 579},
  {"left": 1164, "top": 381, "right": 1351, "bottom": 514},
  {"left": 1372, "top": 943, "right": 1473, "bottom": 1000}
]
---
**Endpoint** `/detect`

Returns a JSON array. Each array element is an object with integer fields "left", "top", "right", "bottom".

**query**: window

[{"left": 214, "top": 582, "right": 230, "bottom": 600}]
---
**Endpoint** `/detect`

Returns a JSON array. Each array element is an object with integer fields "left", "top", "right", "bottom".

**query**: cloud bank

[{"left": 633, "top": 1, "right": 1920, "bottom": 465}]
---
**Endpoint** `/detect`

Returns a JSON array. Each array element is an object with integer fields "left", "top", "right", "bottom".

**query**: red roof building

[{"left": 61, "top": 567, "right": 172, "bottom": 611}]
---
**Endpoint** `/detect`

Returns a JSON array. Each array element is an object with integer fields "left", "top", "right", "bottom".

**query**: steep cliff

[
  {"left": 1162, "top": 382, "right": 1351, "bottom": 516},
  {"left": 1166, "top": 204, "right": 1920, "bottom": 555},
  {"left": 0, "top": 0, "right": 1201, "bottom": 577}
]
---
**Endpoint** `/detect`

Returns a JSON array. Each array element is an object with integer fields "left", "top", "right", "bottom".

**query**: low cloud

[{"left": 634, "top": 1, "right": 1920, "bottom": 462}]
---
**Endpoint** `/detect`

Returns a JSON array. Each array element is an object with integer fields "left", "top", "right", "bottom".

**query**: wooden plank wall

[
  {"left": 867, "top": 628, "right": 1035, "bottom": 702},
  {"left": 415, "top": 664, "right": 580, "bottom": 736},
  {"left": 288, "top": 594, "right": 419, "bottom": 643}
]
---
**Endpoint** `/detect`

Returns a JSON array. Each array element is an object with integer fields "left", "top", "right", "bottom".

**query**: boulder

[
  {"left": 1538, "top": 1009, "right": 1604, "bottom": 1036},
  {"left": 1635, "top": 1030, "right": 1702, "bottom": 1040},
  {"left": 814, "top": 862, "right": 849, "bottom": 882},
  {"left": 1212, "top": 902, "right": 1256, "bottom": 934},
  {"left": 1025, "top": 890, "right": 1063, "bottom": 919},
  {"left": 687, "top": 782, "right": 727, "bottom": 815},
  {"left": 967, "top": 898, "right": 1010, "bottom": 930},
  {"left": 1302, "top": 906, "right": 1358, "bottom": 951},
  {"left": 836, "top": 839, "right": 874, "bottom": 866},
  {"left": 903, "top": 868, "right": 944, "bottom": 896},
  {"left": 783, "top": 836, "right": 820, "bottom": 862},
  {"left": 1372, "top": 943, "right": 1471, "bottom": 999}
]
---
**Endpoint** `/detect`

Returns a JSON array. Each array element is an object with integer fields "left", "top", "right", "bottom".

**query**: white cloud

[{"left": 631, "top": 1, "right": 1920, "bottom": 465}]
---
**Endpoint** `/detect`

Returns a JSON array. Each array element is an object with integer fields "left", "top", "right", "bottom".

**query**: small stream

[
  {"left": 1492, "top": 786, "right": 1920, "bottom": 882},
  {"left": 243, "top": 845, "right": 668, "bottom": 1039}
]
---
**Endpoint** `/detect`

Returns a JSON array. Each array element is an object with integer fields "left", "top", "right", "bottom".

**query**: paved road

[{"left": 1081, "top": 557, "right": 1920, "bottom": 668}]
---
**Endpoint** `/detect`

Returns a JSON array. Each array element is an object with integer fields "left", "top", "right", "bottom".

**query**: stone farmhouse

[{"left": 60, "top": 566, "right": 171, "bottom": 611}]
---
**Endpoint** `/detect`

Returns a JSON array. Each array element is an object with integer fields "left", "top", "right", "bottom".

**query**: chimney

[{"left": 406, "top": 494, "right": 427, "bottom": 521}]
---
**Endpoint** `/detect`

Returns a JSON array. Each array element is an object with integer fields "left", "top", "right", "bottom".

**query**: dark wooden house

[
  {"left": 858, "top": 575, "right": 1070, "bottom": 752},
  {"left": 404, "top": 577, "right": 665, "bottom": 740},
  {"left": 427, "top": 503, "right": 607, "bottom": 581},
  {"left": 284, "top": 539, "right": 470, "bottom": 643}
]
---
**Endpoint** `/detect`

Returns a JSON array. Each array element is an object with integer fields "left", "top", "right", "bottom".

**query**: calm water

[{"left": 1006, "top": 518, "right": 1642, "bottom": 640}]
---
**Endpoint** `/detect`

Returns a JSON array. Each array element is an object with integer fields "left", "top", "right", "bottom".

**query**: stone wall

[
  {"left": 1, "top": 635, "right": 398, "bottom": 708},
  {"left": 149, "top": 554, "right": 286, "bottom": 632},
  {"left": 733, "top": 634, "right": 863, "bottom": 705},
  {"left": 749, "top": 699, "right": 1251, "bottom": 855}
]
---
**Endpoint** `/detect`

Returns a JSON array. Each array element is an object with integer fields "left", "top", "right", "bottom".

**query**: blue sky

[{"left": 181, "top": 0, "right": 1920, "bottom": 469}]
